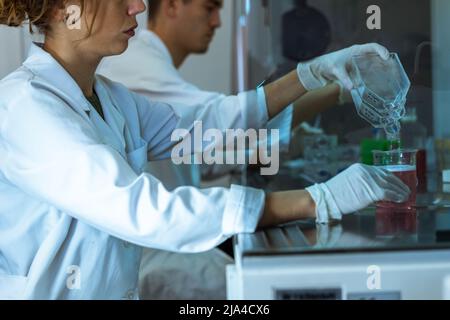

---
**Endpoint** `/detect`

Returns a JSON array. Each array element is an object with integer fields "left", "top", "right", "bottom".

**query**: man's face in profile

[{"left": 176, "top": 0, "right": 223, "bottom": 54}]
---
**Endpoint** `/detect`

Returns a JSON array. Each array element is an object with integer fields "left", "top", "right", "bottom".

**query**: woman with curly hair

[{"left": 0, "top": 0, "right": 409, "bottom": 299}]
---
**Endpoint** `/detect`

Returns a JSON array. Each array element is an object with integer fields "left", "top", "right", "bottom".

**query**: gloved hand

[
  {"left": 297, "top": 43, "right": 390, "bottom": 91},
  {"left": 306, "top": 164, "right": 410, "bottom": 224},
  {"left": 334, "top": 80, "right": 353, "bottom": 106}
]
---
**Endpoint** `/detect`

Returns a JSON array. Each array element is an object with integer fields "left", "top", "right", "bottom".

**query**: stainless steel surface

[{"left": 237, "top": 205, "right": 450, "bottom": 256}]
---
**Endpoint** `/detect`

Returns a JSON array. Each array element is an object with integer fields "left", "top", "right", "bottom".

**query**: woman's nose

[{"left": 128, "top": 0, "right": 146, "bottom": 16}]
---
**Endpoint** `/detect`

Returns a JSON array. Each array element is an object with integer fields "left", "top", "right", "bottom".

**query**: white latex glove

[
  {"left": 334, "top": 80, "right": 353, "bottom": 106},
  {"left": 306, "top": 164, "right": 410, "bottom": 224},
  {"left": 297, "top": 43, "right": 390, "bottom": 91}
]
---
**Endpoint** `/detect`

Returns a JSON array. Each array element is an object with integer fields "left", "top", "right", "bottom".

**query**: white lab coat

[
  {"left": 99, "top": 29, "right": 293, "bottom": 186},
  {"left": 0, "top": 43, "right": 266, "bottom": 299},
  {"left": 98, "top": 30, "right": 293, "bottom": 300}
]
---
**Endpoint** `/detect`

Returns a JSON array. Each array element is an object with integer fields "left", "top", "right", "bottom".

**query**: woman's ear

[
  {"left": 51, "top": 1, "right": 82, "bottom": 30},
  {"left": 64, "top": 4, "right": 82, "bottom": 30},
  {"left": 51, "top": 3, "right": 69, "bottom": 24}
]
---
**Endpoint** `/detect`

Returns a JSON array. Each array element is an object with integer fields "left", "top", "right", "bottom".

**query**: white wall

[
  {"left": 178, "top": 0, "right": 233, "bottom": 95},
  {"left": 0, "top": 26, "right": 26, "bottom": 79},
  {"left": 0, "top": 1, "right": 234, "bottom": 94}
]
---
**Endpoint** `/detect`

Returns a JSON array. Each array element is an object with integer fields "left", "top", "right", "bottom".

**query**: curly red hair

[{"left": 0, "top": 0, "right": 85, "bottom": 33}]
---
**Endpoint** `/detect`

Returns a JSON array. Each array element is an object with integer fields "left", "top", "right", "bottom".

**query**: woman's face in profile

[{"left": 54, "top": 0, "right": 146, "bottom": 57}]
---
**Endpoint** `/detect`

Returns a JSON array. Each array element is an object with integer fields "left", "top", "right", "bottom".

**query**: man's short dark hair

[
  {"left": 148, "top": 0, "right": 193, "bottom": 21},
  {"left": 148, "top": 0, "right": 163, "bottom": 21}
]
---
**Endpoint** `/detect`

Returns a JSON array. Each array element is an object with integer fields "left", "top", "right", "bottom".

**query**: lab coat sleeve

[
  {"left": 131, "top": 64, "right": 294, "bottom": 174},
  {"left": 132, "top": 92, "right": 183, "bottom": 160},
  {"left": 149, "top": 85, "right": 293, "bottom": 150},
  {"left": 169, "top": 89, "right": 269, "bottom": 135},
  {"left": 255, "top": 87, "right": 293, "bottom": 152},
  {"left": 132, "top": 91, "right": 253, "bottom": 177},
  {"left": 198, "top": 88, "right": 294, "bottom": 178},
  {"left": 1, "top": 86, "right": 265, "bottom": 253},
  {"left": 135, "top": 87, "right": 291, "bottom": 177}
]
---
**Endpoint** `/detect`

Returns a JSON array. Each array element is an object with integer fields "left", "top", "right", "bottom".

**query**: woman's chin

[{"left": 105, "top": 42, "right": 129, "bottom": 57}]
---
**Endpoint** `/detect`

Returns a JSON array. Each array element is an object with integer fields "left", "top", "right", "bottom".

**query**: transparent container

[
  {"left": 372, "top": 149, "right": 418, "bottom": 210},
  {"left": 400, "top": 107, "right": 428, "bottom": 191},
  {"left": 351, "top": 53, "right": 411, "bottom": 140},
  {"left": 435, "top": 139, "right": 450, "bottom": 172},
  {"left": 400, "top": 108, "right": 427, "bottom": 149}
]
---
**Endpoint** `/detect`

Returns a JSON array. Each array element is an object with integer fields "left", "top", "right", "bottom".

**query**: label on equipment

[
  {"left": 275, "top": 288, "right": 343, "bottom": 300},
  {"left": 347, "top": 291, "right": 402, "bottom": 300}
]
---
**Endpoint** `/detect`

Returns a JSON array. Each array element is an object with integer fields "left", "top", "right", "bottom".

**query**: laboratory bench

[{"left": 226, "top": 169, "right": 450, "bottom": 300}]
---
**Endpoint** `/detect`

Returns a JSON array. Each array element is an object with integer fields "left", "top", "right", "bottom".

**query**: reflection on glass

[
  {"left": 302, "top": 223, "right": 343, "bottom": 248},
  {"left": 375, "top": 208, "right": 418, "bottom": 239},
  {"left": 373, "top": 149, "right": 418, "bottom": 210}
]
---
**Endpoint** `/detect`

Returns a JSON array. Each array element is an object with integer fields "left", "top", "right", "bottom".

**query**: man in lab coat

[
  {"left": 99, "top": 0, "right": 344, "bottom": 188},
  {"left": 98, "top": 0, "right": 347, "bottom": 300}
]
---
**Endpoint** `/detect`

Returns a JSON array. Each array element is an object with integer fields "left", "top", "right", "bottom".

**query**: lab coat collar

[
  {"left": 24, "top": 43, "right": 91, "bottom": 114},
  {"left": 137, "top": 30, "right": 175, "bottom": 67},
  {"left": 24, "top": 43, "right": 129, "bottom": 155},
  {"left": 94, "top": 77, "right": 127, "bottom": 154}
]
